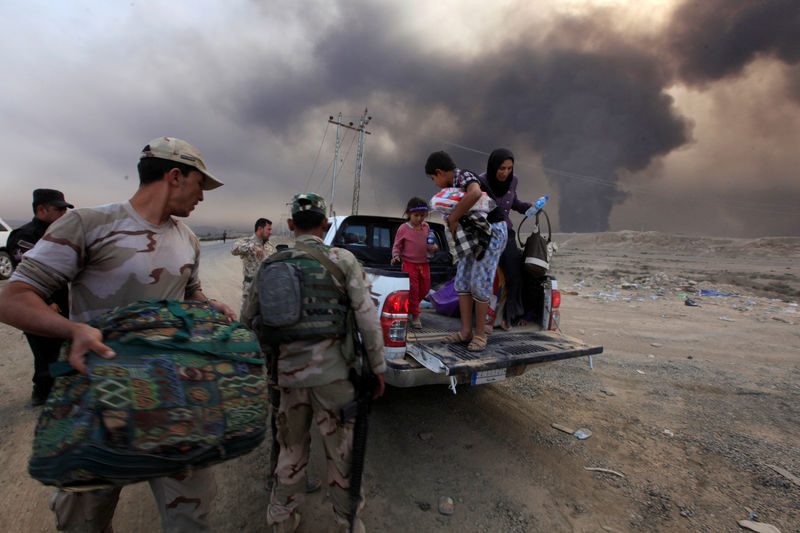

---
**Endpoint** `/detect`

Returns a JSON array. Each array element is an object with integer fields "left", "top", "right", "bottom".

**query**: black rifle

[
  {"left": 267, "top": 345, "right": 280, "bottom": 492},
  {"left": 340, "top": 333, "right": 378, "bottom": 533}
]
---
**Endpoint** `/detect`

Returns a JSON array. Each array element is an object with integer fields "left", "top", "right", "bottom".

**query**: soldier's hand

[
  {"left": 68, "top": 323, "right": 116, "bottom": 375},
  {"left": 373, "top": 374, "right": 386, "bottom": 399},
  {"left": 210, "top": 299, "right": 237, "bottom": 321}
]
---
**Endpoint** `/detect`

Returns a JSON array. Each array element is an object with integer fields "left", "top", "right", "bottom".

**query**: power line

[{"left": 304, "top": 121, "right": 330, "bottom": 192}]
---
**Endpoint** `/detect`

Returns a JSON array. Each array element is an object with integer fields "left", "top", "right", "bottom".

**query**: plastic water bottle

[
  {"left": 426, "top": 229, "right": 436, "bottom": 258},
  {"left": 525, "top": 195, "right": 549, "bottom": 218}
]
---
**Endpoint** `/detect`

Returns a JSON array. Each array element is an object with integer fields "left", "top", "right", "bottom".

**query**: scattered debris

[
  {"left": 636, "top": 369, "right": 646, "bottom": 374},
  {"left": 551, "top": 422, "right": 576, "bottom": 434},
  {"left": 737, "top": 519, "right": 782, "bottom": 533},
  {"left": 685, "top": 298, "right": 699, "bottom": 307},
  {"left": 719, "top": 317, "right": 736, "bottom": 322},
  {"left": 584, "top": 466, "right": 625, "bottom": 478},
  {"left": 438, "top": 496, "right": 454, "bottom": 515},
  {"left": 416, "top": 501, "right": 431, "bottom": 511},
  {"left": 766, "top": 464, "right": 800, "bottom": 487},
  {"left": 663, "top": 429, "right": 674, "bottom": 437},
  {"left": 701, "top": 289, "right": 739, "bottom": 297},
  {"left": 771, "top": 317, "right": 794, "bottom": 325},
  {"left": 650, "top": 342, "right": 663, "bottom": 347},
  {"left": 574, "top": 428, "right": 592, "bottom": 439},
  {"left": 600, "top": 389, "right": 616, "bottom": 396}
]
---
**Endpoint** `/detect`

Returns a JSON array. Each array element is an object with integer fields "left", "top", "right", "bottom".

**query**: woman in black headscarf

[{"left": 478, "top": 148, "right": 533, "bottom": 329}]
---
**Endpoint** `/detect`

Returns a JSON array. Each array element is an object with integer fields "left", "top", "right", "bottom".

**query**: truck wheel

[{"left": 0, "top": 251, "right": 13, "bottom": 280}]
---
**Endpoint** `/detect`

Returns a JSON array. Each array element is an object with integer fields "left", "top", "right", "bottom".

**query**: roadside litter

[
  {"left": 584, "top": 466, "right": 624, "bottom": 478},
  {"left": 438, "top": 496, "right": 454, "bottom": 515},
  {"left": 685, "top": 298, "right": 699, "bottom": 307},
  {"left": 700, "top": 289, "right": 739, "bottom": 297},
  {"left": 552, "top": 422, "right": 592, "bottom": 439},
  {"left": 737, "top": 519, "right": 782, "bottom": 533}
]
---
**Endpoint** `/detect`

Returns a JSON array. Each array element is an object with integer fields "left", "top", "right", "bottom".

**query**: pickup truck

[
  {"left": 324, "top": 214, "right": 603, "bottom": 392},
  {"left": 0, "top": 216, "right": 14, "bottom": 280}
]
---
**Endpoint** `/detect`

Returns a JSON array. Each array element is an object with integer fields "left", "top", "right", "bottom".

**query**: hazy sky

[{"left": 1, "top": 0, "right": 798, "bottom": 237}]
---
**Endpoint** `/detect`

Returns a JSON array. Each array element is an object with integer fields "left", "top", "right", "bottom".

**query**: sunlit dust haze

[{"left": 0, "top": 0, "right": 798, "bottom": 237}]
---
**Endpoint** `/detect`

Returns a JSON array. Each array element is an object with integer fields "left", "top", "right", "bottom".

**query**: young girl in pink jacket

[{"left": 392, "top": 197, "right": 438, "bottom": 328}]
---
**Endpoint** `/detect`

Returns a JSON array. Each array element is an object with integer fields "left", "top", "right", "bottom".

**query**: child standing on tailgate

[{"left": 392, "top": 197, "right": 438, "bottom": 329}]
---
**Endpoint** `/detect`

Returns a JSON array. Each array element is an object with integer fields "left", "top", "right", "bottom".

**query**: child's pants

[
  {"left": 403, "top": 261, "right": 431, "bottom": 319},
  {"left": 454, "top": 222, "right": 507, "bottom": 303}
]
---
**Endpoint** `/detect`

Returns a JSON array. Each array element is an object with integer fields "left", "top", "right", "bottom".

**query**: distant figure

[
  {"left": 391, "top": 197, "right": 437, "bottom": 329},
  {"left": 231, "top": 218, "right": 275, "bottom": 316},
  {"left": 426, "top": 150, "right": 508, "bottom": 352},
  {"left": 0, "top": 136, "right": 234, "bottom": 532},
  {"left": 222, "top": 230, "right": 227, "bottom": 243},
  {"left": 6, "top": 189, "right": 74, "bottom": 406}
]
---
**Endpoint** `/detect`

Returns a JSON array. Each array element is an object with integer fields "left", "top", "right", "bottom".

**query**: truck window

[
  {"left": 373, "top": 226, "right": 391, "bottom": 248},
  {"left": 341, "top": 225, "right": 367, "bottom": 245}
]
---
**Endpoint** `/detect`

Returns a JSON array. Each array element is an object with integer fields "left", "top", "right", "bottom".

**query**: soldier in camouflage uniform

[
  {"left": 0, "top": 137, "right": 236, "bottom": 533},
  {"left": 241, "top": 193, "right": 386, "bottom": 533},
  {"left": 231, "top": 217, "right": 276, "bottom": 315}
]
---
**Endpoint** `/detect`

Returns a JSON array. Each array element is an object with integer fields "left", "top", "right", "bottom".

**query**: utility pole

[
  {"left": 328, "top": 113, "right": 343, "bottom": 217},
  {"left": 327, "top": 110, "right": 371, "bottom": 216},
  {"left": 352, "top": 108, "right": 371, "bottom": 215}
]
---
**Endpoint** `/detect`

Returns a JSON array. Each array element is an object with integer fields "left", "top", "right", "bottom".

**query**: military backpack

[{"left": 254, "top": 240, "right": 348, "bottom": 344}]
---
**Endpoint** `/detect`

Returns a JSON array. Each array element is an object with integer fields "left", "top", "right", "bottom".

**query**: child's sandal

[
  {"left": 467, "top": 335, "right": 487, "bottom": 352},
  {"left": 442, "top": 331, "right": 471, "bottom": 344}
]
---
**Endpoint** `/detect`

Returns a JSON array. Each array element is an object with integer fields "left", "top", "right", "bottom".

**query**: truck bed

[{"left": 384, "top": 310, "right": 603, "bottom": 388}]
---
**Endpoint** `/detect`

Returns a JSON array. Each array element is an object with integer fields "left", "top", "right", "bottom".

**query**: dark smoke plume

[
  {"left": 667, "top": 0, "right": 800, "bottom": 86},
  {"left": 236, "top": 0, "right": 798, "bottom": 231}
]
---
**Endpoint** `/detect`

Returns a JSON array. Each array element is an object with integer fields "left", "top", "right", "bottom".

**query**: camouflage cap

[
  {"left": 290, "top": 193, "right": 327, "bottom": 216},
  {"left": 140, "top": 136, "right": 224, "bottom": 191}
]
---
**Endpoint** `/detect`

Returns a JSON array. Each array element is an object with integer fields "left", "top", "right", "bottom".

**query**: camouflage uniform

[
  {"left": 231, "top": 233, "right": 276, "bottom": 314},
  {"left": 11, "top": 200, "right": 216, "bottom": 533},
  {"left": 242, "top": 232, "right": 386, "bottom": 528}
]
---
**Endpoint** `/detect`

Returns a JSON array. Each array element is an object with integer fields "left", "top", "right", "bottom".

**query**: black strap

[{"left": 517, "top": 209, "right": 551, "bottom": 249}]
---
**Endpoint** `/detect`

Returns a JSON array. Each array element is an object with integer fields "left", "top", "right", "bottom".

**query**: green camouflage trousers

[{"left": 267, "top": 380, "right": 364, "bottom": 526}]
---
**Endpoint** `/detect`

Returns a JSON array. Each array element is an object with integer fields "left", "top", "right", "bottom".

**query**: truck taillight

[
  {"left": 548, "top": 290, "right": 561, "bottom": 331},
  {"left": 381, "top": 291, "right": 409, "bottom": 347},
  {"left": 551, "top": 290, "right": 561, "bottom": 309}
]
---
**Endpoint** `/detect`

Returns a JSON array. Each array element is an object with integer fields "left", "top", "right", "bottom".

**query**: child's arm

[{"left": 391, "top": 225, "right": 405, "bottom": 265}]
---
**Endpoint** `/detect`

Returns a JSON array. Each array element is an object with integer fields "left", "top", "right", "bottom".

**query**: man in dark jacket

[{"left": 6, "top": 188, "right": 73, "bottom": 406}]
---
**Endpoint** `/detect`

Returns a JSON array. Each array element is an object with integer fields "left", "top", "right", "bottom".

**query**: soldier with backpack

[{"left": 241, "top": 193, "right": 386, "bottom": 533}]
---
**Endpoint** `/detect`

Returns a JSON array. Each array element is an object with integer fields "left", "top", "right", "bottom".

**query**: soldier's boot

[{"left": 272, "top": 512, "right": 301, "bottom": 533}]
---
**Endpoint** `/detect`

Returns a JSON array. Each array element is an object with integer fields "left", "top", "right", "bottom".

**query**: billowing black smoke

[{"left": 237, "top": 0, "right": 799, "bottom": 231}]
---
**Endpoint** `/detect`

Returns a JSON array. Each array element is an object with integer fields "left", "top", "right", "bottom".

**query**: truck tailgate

[{"left": 406, "top": 313, "right": 602, "bottom": 377}]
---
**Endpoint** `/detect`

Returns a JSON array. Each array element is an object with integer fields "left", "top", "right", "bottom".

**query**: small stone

[
  {"left": 650, "top": 342, "right": 663, "bottom": 347},
  {"left": 438, "top": 496, "right": 454, "bottom": 515},
  {"left": 418, "top": 432, "right": 433, "bottom": 441},
  {"left": 417, "top": 501, "right": 431, "bottom": 511}
]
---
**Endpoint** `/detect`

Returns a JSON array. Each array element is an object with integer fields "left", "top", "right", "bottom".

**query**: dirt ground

[{"left": 1, "top": 231, "right": 799, "bottom": 532}]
